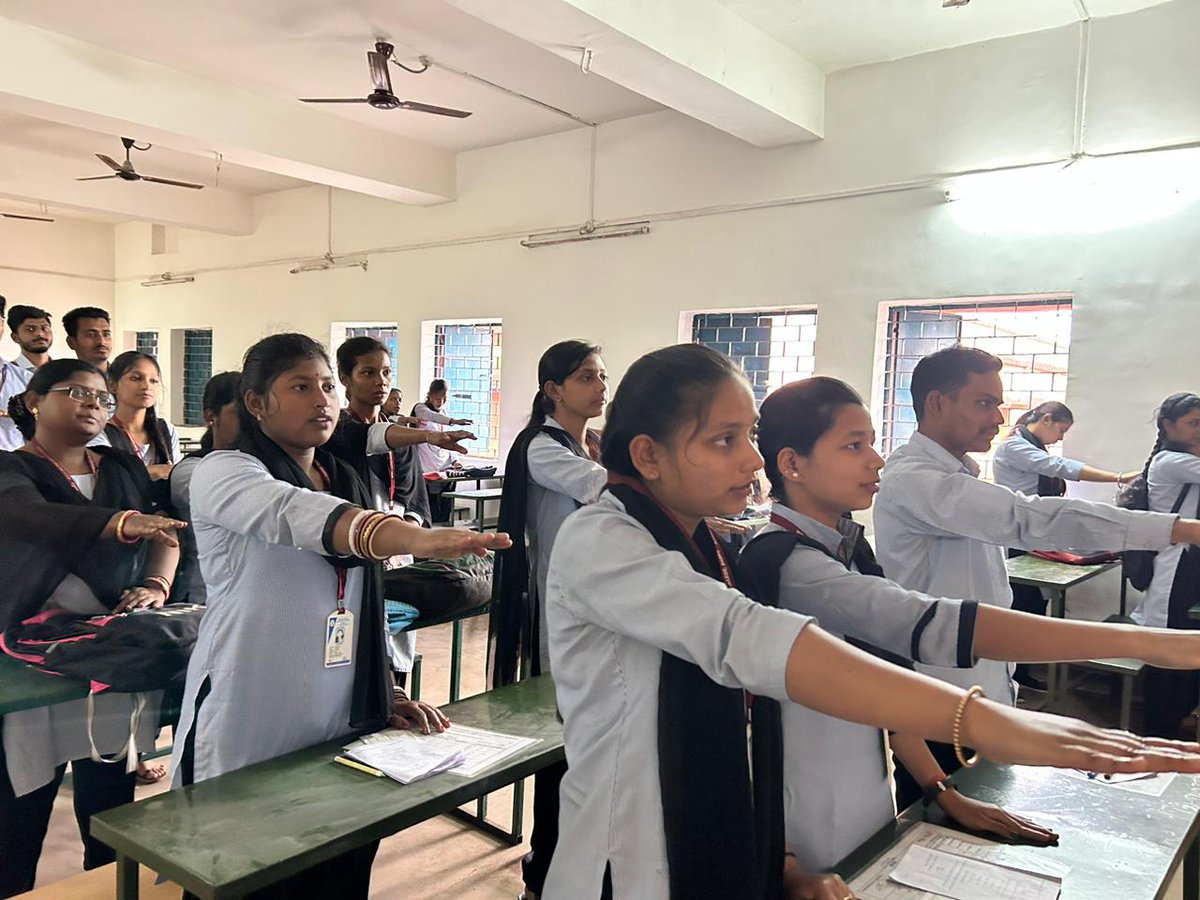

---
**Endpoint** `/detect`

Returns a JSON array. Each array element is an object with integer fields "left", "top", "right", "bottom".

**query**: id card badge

[{"left": 325, "top": 611, "right": 354, "bottom": 668}]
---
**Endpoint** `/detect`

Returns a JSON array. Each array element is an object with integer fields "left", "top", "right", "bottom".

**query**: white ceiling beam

[
  {"left": 0, "top": 145, "right": 254, "bottom": 234},
  {"left": 0, "top": 16, "right": 456, "bottom": 207},
  {"left": 447, "top": 0, "right": 824, "bottom": 147}
]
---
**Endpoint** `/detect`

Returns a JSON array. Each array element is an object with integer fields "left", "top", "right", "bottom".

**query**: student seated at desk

[
  {"left": 873, "top": 345, "right": 1200, "bottom": 807},
  {"left": 492, "top": 340, "right": 608, "bottom": 900},
  {"left": 0, "top": 360, "right": 185, "bottom": 898},
  {"left": 542, "top": 344, "right": 1200, "bottom": 900},
  {"left": 170, "top": 334, "right": 509, "bottom": 900},
  {"left": 740, "top": 377, "right": 1200, "bottom": 899},
  {"left": 1133, "top": 392, "right": 1200, "bottom": 737}
]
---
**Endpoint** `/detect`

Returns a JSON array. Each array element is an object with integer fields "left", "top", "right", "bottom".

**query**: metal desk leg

[
  {"left": 450, "top": 618, "right": 463, "bottom": 703},
  {"left": 1045, "top": 589, "right": 1066, "bottom": 706},
  {"left": 1120, "top": 674, "right": 1133, "bottom": 731},
  {"left": 116, "top": 854, "right": 140, "bottom": 900},
  {"left": 1185, "top": 829, "right": 1198, "bottom": 900}
]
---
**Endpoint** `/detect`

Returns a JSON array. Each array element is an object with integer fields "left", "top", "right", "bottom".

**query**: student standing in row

[
  {"left": 62, "top": 307, "right": 112, "bottom": 375},
  {"left": 6, "top": 304, "right": 54, "bottom": 374},
  {"left": 171, "top": 334, "right": 508, "bottom": 900},
  {"left": 1134, "top": 392, "right": 1200, "bottom": 737},
  {"left": 742, "top": 377, "right": 1200, "bottom": 898},
  {"left": 874, "top": 345, "right": 1200, "bottom": 806},
  {"left": 92, "top": 351, "right": 179, "bottom": 482},
  {"left": 413, "top": 379, "right": 475, "bottom": 521},
  {"left": 0, "top": 360, "right": 185, "bottom": 898},
  {"left": 0, "top": 297, "right": 31, "bottom": 452},
  {"left": 542, "top": 343, "right": 1200, "bottom": 900},
  {"left": 491, "top": 340, "right": 608, "bottom": 900}
]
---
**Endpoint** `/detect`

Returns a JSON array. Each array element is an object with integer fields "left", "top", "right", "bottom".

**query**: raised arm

[{"left": 527, "top": 433, "right": 607, "bottom": 505}]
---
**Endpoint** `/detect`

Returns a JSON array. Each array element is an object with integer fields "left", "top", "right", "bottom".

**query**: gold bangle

[
  {"left": 364, "top": 514, "right": 393, "bottom": 562},
  {"left": 952, "top": 685, "right": 985, "bottom": 769}
]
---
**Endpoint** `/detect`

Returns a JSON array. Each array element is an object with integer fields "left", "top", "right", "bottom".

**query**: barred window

[
  {"left": 427, "top": 322, "right": 502, "bottom": 459},
  {"left": 690, "top": 309, "right": 818, "bottom": 405}
]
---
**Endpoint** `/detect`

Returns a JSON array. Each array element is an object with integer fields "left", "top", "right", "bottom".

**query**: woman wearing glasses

[{"left": 0, "top": 359, "right": 185, "bottom": 898}]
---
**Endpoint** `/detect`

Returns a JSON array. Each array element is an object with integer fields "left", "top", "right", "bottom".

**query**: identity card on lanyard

[{"left": 325, "top": 567, "right": 354, "bottom": 668}]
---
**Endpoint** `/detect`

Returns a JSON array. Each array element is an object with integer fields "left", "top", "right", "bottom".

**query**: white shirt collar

[{"left": 907, "top": 431, "right": 980, "bottom": 478}]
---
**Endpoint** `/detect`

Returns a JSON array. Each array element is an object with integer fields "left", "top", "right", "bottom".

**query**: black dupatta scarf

[
  {"left": 0, "top": 447, "right": 153, "bottom": 629},
  {"left": 236, "top": 425, "right": 391, "bottom": 732},
  {"left": 1016, "top": 426, "right": 1067, "bottom": 498},
  {"left": 607, "top": 474, "right": 783, "bottom": 900},
  {"left": 489, "top": 423, "right": 588, "bottom": 687},
  {"left": 325, "top": 411, "right": 432, "bottom": 525}
]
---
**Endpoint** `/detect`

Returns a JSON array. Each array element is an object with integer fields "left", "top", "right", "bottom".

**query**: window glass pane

[
  {"left": 135, "top": 331, "right": 158, "bottom": 359},
  {"left": 433, "top": 322, "right": 502, "bottom": 459},
  {"left": 690, "top": 309, "right": 818, "bottom": 406},
  {"left": 182, "top": 329, "right": 213, "bottom": 427}
]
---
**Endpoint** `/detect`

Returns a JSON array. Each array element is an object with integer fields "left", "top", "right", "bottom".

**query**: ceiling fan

[
  {"left": 77, "top": 137, "right": 205, "bottom": 190},
  {"left": 300, "top": 41, "right": 472, "bottom": 118}
]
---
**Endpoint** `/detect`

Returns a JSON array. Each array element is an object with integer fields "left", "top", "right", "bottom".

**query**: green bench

[
  {"left": 0, "top": 653, "right": 90, "bottom": 716},
  {"left": 91, "top": 675, "right": 563, "bottom": 900}
]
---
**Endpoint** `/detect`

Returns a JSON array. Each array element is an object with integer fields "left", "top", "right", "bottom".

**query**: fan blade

[
  {"left": 368, "top": 50, "right": 393, "bottom": 94},
  {"left": 95, "top": 153, "right": 125, "bottom": 172},
  {"left": 140, "top": 175, "right": 205, "bottom": 190},
  {"left": 299, "top": 97, "right": 370, "bottom": 104},
  {"left": 397, "top": 100, "right": 473, "bottom": 118},
  {"left": 76, "top": 174, "right": 121, "bottom": 181}
]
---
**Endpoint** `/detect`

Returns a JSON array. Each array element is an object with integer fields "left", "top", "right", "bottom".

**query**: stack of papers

[{"left": 342, "top": 723, "right": 540, "bottom": 784}]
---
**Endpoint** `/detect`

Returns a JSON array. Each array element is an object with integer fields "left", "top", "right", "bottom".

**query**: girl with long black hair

[
  {"left": 491, "top": 339, "right": 608, "bottom": 900},
  {"left": 541, "top": 344, "right": 1200, "bottom": 900},
  {"left": 93, "top": 350, "right": 179, "bottom": 481},
  {"left": 0, "top": 359, "right": 185, "bottom": 897}
]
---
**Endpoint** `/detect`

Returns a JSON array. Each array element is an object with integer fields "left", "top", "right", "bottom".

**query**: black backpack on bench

[{"left": 382, "top": 553, "right": 494, "bottom": 621}]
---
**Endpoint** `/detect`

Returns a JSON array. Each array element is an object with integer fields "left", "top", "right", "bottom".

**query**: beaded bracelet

[
  {"left": 953, "top": 685, "right": 985, "bottom": 769},
  {"left": 115, "top": 510, "right": 141, "bottom": 544}
]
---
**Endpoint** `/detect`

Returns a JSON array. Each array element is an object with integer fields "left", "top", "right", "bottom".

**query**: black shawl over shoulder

[
  {"left": 236, "top": 426, "right": 391, "bottom": 732},
  {"left": 1016, "top": 426, "right": 1067, "bottom": 498},
  {"left": 489, "top": 424, "right": 586, "bottom": 687},
  {"left": 0, "top": 447, "right": 154, "bottom": 629},
  {"left": 608, "top": 476, "right": 783, "bottom": 900},
  {"left": 325, "top": 412, "right": 432, "bottom": 525}
]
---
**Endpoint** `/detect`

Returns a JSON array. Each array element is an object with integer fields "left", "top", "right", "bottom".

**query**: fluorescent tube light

[
  {"left": 288, "top": 253, "right": 369, "bottom": 275},
  {"left": 140, "top": 273, "right": 195, "bottom": 287},
  {"left": 521, "top": 221, "right": 650, "bottom": 249}
]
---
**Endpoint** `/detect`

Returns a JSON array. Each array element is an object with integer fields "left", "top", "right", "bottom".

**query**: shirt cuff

[
  {"left": 1125, "top": 510, "right": 1179, "bottom": 551},
  {"left": 366, "top": 422, "right": 392, "bottom": 456}
]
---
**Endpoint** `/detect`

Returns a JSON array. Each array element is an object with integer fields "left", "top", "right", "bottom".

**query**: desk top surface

[
  {"left": 840, "top": 761, "right": 1200, "bottom": 900},
  {"left": 454, "top": 487, "right": 505, "bottom": 499},
  {"left": 1005, "top": 554, "right": 1120, "bottom": 588},
  {"left": 0, "top": 653, "right": 90, "bottom": 716},
  {"left": 92, "top": 675, "right": 563, "bottom": 899}
]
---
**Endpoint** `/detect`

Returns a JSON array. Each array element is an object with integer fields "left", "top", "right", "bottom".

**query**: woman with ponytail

[
  {"left": 1133, "top": 392, "right": 1200, "bottom": 737},
  {"left": 490, "top": 340, "right": 607, "bottom": 900},
  {"left": 542, "top": 344, "right": 1200, "bottom": 900},
  {"left": 0, "top": 359, "right": 186, "bottom": 896},
  {"left": 93, "top": 350, "right": 180, "bottom": 481}
]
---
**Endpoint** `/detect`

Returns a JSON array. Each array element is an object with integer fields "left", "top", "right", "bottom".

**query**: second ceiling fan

[{"left": 300, "top": 41, "right": 472, "bottom": 118}]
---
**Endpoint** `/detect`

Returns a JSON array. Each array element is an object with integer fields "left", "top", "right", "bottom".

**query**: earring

[{"left": 32, "top": 408, "right": 39, "bottom": 419}]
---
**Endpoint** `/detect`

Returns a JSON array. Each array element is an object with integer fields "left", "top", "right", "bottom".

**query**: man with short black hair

[
  {"left": 0, "top": 295, "right": 32, "bottom": 450},
  {"left": 6, "top": 304, "right": 53, "bottom": 372},
  {"left": 62, "top": 306, "right": 112, "bottom": 373}
]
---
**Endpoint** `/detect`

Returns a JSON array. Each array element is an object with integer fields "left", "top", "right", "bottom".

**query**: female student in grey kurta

[
  {"left": 170, "top": 334, "right": 509, "bottom": 900},
  {"left": 492, "top": 340, "right": 608, "bottom": 900}
]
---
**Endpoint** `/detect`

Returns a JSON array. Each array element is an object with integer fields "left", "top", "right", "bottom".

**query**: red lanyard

[
  {"left": 349, "top": 408, "right": 397, "bottom": 508},
  {"left": 110, "top": 416, "right": 146, "bottom": 463},
  {"left": 29, "top": 440, "right": 97, "bottom": 494},
  {"left": 312, "top": 459, "right": 349, "bottom": 612}
]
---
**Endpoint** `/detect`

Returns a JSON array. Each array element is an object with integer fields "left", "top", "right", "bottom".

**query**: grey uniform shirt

[
  {"left": 169, "top": 451, "right": 363, "bottom": 787},
  {"left": 0, "top": 360, "right": 31, "bottom": 451},
  {"left": 543, "top": 492, "right": 811, "bottom": 900},
  {"left": 875, "top": 431, "right": 1178, "bottom": 704},
  {"left": 992, "top": 433, "right": 1085, "bottom": 496},
  {"left": 526, "top": 416, "right": 607, "bottom": 671},
  {"left": 767, "top": 503, "right": 976, "bottom": 869},
  {"left": 1135, "top": 451, "right": 1200, "bottom": 627}
]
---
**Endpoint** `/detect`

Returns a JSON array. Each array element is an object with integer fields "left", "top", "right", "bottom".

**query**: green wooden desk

[
  {"left": 838, "top": 761, "right": 1200, "bottom": 900},
  {"left": 92, "top": 675, "right": 563, "bottom": 900},
  {"left": 453, "top": 487, "right": 504, "bottom": 532},
  {"left": 0, "top": 653, "right": 89, "bottom": 716}
]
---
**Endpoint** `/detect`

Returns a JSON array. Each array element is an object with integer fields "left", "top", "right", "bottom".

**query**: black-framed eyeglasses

[{"left": 45, "top": 386, "right": 116, "bottom": 412}]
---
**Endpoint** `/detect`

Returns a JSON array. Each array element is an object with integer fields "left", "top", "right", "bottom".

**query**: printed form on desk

[
  {"left": 344, "top": 723, "right": 540, "bottom": 783},
  {"left": 849, "top": 822, "right": 1067, "bottom": 900}
]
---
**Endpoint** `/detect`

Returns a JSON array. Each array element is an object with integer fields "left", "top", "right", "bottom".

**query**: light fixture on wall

[
  {"left": 2, "top": 202, "right": 54, "bottom": 222},
  {"left": 943, "top": 0, "right": 970, "bottom": 7},
  {"left": 521, "top": 220, "right": 650, "bottom": 249},
  {"left": 140, "top": 272, "right": 195, "bottom": 287},
  {"left": 288, "top": 253, "right": 369, "bottom": 275}
]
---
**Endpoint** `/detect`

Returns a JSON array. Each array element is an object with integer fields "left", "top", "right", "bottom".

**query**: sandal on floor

[{"left": 136, "top": 760, "right": 167, "bottom": 785}]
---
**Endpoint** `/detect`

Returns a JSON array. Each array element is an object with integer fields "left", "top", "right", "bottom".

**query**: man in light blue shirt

[
  {"left": 0, "top": 296, "right": 33, "bottom": 451},
  {"left": 874, "top": 345, "right": 1200, "bottom": 801}
]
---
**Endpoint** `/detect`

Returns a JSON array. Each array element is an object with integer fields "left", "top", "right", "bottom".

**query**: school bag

[
  {"left": 1117, "top": 476, "right": 1195, "bottom": 592},
  {"left": 0, "top": 603, "right": 205, "bottom": 693},
  {"left": 382, "top": 553, "right": 494, "bottom": 621}
]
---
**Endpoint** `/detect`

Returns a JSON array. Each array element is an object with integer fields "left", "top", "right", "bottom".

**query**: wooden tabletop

[{"left": 1005, "top": 554, "right": 1120, "bottom": 589}]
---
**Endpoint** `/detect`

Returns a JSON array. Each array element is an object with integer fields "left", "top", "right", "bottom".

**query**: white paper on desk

[
  {"left": 1061, "top": 767, "right": 1177, "bottom": 797},
  {"left": 344, "top": 723, "right": 539, "bottom": 781},
  {"left": 346, "top": 733, "right": 465, "bottom": 784},
  {"left": 889, "top": 844, "right": 1062, "bottom": 900}
]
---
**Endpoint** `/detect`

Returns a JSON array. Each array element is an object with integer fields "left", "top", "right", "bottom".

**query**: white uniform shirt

[
  {"left": 764, "top": 503, "right": 976, "bottom": 869},
  {"left": 992, "top": 432, "right": 1085, "bottom": 496},
  {"left": 1134, "top": 451, "right": 1200, "bottom": 627},
  {"left": 13, "top": 354, "right": 40, "bottom": 375},
  {"left": 543, "top": 491, "right": 811, "bottom": 900},
  {"left": 412, "top": 401, "right": 457, "bottom": 473},
  {"left": 0, "top": 360, "right": 31, "bottom": 451},
  {"left": 874, "top": 431, "right": 1177, "bottom": 704}
]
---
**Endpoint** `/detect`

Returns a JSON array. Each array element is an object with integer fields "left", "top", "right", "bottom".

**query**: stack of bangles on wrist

[
  {"left": 115, "top": 510, "right": 142, "bottom": 544},
  {"left": 348, "top": 510, "right": 394, "bottom": 561},
  {"left": 142, "top": 575, "right": 172, "bottom": 600},
  {"left": 953, "top": 685, "right": 985, "bottom": 769}
]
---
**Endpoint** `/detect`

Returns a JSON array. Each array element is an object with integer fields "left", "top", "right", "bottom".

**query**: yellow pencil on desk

[{"left": 334, "top": 755, "right": 385, "bottom": 778}]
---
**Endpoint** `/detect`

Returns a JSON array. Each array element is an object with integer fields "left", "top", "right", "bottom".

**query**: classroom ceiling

[{"left": 0, "top": 0, "right": 1179, "bottom": 232}]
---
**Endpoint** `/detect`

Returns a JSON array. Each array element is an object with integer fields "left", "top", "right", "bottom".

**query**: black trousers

[
  {"left": 521, "top": 759, "right": 567, "bottom": 894},
  {"left": 1007, "top": 550, "right": 1049, "bottom": 684},
  {"left": 0, "top": 719, "right": 136, "bottom": 898},
  {"left": 425, "top": 480, "right": 457, "bottom": 524},
  {"left": 893, "top": 739, "right": 966, "bottom": 812}
]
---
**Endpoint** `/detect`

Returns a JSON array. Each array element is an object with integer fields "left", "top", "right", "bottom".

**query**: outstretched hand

[
  {"left": 938, "top": 790, "right": 1058, "bottom": 845},
  {"left": 109, "top": 512, "right": 187, "bottom": 547},
  {"left": 428, "top": 429, "right": 477, "bottom": 454},
  {"left": 410, "top": 527, "right": 512, "bottom": 560}
]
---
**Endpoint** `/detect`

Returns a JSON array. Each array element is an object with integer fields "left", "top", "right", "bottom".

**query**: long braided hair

[{"left": 1143, "top": 393, "right": 1200, "bottom": 482}]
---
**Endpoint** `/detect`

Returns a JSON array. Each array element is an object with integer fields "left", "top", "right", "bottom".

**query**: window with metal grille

[
  {"left": 341, "top": 325, "right": 399, "bottom": 368},
  {"left": 430, "top": 322, "right": 502, "bottom": 459},
  {"left": 690, "top": 309, "right": 818, "bottom": 405},
  {"left": 181, "top": 329, "right": 212, "bottom": 426},
  {"left": 878, "top": 297, "right": 1073, "bottom": 477},
  {"left": 135, "top": 331, "right": 159, "bottom": 359}
]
